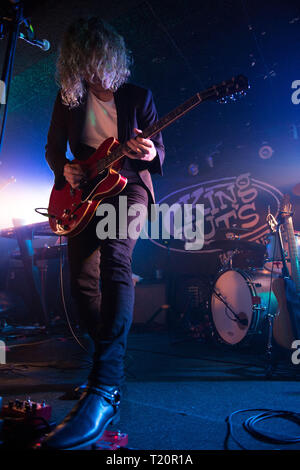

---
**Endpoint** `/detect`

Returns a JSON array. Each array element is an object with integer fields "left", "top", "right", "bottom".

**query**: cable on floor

[{"left": 225, "top": 408, "right": 300, "bottom": 450}]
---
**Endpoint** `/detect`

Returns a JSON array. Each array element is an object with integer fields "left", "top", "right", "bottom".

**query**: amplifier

[{"left": 133, "top": 281, "right": 167, "bottom": 324}]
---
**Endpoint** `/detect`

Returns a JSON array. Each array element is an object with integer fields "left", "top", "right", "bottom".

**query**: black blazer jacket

[{"left": 45, "top": 83, "right": 165, "bottom": 206}]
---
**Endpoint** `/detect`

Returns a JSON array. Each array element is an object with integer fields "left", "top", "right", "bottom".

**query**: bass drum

[{"left": 211, "top": 269, "right": 278, "bottom": 345}]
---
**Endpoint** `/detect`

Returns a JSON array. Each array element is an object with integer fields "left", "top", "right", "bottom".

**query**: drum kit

[{"left": 208, "top": 225, "right": 297, "bottom": 350}]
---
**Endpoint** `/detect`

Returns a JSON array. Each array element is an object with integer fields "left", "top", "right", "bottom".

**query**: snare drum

[{"left": 211, "top": 269, "right": 278, "bottom": 345}]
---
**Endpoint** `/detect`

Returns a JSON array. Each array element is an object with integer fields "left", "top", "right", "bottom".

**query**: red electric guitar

[{"left": 48, "top": 75, "right": 248, "bottom": 237}]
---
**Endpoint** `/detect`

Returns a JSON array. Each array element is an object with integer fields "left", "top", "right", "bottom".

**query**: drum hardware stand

[
  {"left": 219, "top": 231, "right": 240, "bottom": 270},
  {"left": 219, "top": 248, "right": 240, "bottom": 270},
  {"left": 264, "top": 212, "right": 289, "bottom": 378}
]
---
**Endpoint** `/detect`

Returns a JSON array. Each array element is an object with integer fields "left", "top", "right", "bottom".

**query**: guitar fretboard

[
  {"left": 143, "top": 94, "right": 201, "bottom": 140},
  {"left": 94, "top": 75, "right": 248, "bottom": 173},
  {"left": 97, "top": 93, "right": 202, "bottom": 172}
]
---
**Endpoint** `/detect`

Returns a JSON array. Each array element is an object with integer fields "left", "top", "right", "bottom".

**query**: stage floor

[{"left": 1, "top": 328, "right": 299, "bottom": 450}]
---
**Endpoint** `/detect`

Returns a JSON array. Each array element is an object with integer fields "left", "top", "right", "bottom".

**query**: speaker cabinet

[{"left": 133, "top": 282, "right": 167, "bottom": 324}]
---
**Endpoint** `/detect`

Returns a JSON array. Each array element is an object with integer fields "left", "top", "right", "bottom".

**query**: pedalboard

[{"left": 1, "top": 399, "right": 52, "bottom": 421}]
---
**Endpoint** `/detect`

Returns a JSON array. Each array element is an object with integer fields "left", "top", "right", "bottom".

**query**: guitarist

[{"left": 44, "top": 17, "right": 164, "bottom": 449}]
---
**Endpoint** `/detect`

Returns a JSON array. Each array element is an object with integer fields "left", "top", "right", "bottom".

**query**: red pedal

[
  {"left": 92, "top": 430, "right": 128, "bottom": 450},
  {"left": 1, "top": 399, "right": 52, "bottom": 422}
]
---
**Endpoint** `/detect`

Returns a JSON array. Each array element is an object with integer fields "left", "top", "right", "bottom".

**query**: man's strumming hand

[
  {"left": 123, "top": 128, "right": 157, "bottom": 162},
  {"left": 64, "top": 163, "right": 86, "bottom": 189}
]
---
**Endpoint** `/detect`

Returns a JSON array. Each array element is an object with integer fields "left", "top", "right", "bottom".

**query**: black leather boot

[{"left": 42, "top": 385, "right": 120, "bottom": 450}]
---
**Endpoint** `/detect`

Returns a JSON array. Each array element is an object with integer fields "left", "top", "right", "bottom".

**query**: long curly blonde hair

[{"left": 56, "top": 17, "right": 132, "bottom": 108}]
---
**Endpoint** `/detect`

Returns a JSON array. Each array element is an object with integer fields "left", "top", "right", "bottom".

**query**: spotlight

[
  {"left": 188, "top": 163, "right": 199, "bottom": 176},
  {"left": 258, "top": 144, "right": 274, "bottom": 159}
]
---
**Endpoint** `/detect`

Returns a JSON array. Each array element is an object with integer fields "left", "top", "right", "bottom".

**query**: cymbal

[
  {"left": 210, "top": 239, "right": 266, "bottom": 253},
  {"left": 218, "top": 227, "right": 251, "bottom": 234}
]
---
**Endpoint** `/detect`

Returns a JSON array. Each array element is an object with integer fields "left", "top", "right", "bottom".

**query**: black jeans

[{"left": 68, "top": 183, "right": 148, "bottom": 386}]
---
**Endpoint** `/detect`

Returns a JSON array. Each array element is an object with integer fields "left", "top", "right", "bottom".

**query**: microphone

[
  {"left": 29, "top": 38, "right": 50, "bottom": 51},
  {"left": 19, "top": 32, "right": 50, "bottom": 51}
]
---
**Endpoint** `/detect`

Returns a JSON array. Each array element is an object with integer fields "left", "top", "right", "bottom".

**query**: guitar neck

[
  {"left": 101, "top": 75, "right": 248, "bottom": 169},
  {"left": 285, "top": 216, "right": 300, "bottom": 293},
  {"left": 143, "top": 93, "right": 202, "bottom": 139},
  {"left": 102, "top": 93, "right": 202, "bottom": 168}
]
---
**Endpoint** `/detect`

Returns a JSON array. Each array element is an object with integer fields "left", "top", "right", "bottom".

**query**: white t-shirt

[{"left": 81, "top": 90, "right": 118, "bottom": 149}]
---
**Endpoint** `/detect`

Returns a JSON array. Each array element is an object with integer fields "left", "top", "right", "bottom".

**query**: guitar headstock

[
  {"left": 202, "top": 75, "right": 249, "bottom": 104},
  {"left": 279, "top": 194, "right": 293, "bottom": 220}
]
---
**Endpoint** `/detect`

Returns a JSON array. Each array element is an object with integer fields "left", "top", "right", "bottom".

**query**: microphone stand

[
  {"left": 0, "top": 1, "right": 50, "bottom": 329},
  {"left": 0, "top": 1, "right": 24, "bottom": 154},
  {"left": 265, "top": 216, "right": 289, "bottom": 377}
]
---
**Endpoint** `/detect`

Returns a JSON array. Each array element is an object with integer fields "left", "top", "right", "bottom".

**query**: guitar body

[
  {"left": 272, "top": 277, "right": 299, "bottom": 350},
  {"left": 48, "top": 137, "right": 127, "bottom": 237}
]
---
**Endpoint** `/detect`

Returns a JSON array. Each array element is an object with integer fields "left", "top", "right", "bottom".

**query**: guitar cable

[
  {"left": 58, "top": 236, "right": 89, "bottom": 353},
  {"left": 34, "top": 207, "right": 55, "bottom": 219},
  {"left": 225, "top": 408, "right": 300, "bottom": 450}
]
